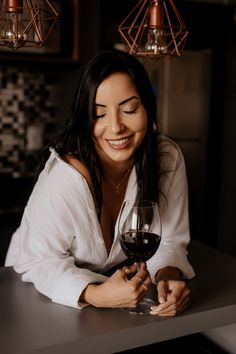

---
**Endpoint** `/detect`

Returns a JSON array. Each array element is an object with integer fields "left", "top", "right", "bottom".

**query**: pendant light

[
  {"left": 0, "top": 0, "right": 59, "bottom": 50},
  {"left": 118, "top": 0, "right": 188, "bottom": 58}
]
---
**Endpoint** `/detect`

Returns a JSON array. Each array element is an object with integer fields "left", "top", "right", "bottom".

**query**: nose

[{"left": 109, "top": 109, "right": 125, "bottom": 134}]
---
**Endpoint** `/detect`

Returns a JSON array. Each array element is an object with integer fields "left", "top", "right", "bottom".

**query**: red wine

[{"left": 120, "top": 231, "right": 161, "bottom": 262}]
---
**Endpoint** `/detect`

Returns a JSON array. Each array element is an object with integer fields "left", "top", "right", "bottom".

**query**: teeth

[{"left": 108, "top": 137, "right": 130, "bottom": 146}]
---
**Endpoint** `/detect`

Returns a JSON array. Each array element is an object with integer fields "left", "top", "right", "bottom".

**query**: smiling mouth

[{"left": 106, "top": 135, "right": 133, "bottom": 148}]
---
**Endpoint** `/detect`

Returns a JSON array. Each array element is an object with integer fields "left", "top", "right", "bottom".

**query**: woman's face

[{"left": 92, "top": 72, "right": 147, "bottom": 165}]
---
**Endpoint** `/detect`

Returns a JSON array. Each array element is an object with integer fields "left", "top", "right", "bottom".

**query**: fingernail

[
  {"left": 150, "top": 309, "right": 160, "bottom": 315},
  {"left": 159, "top": 297, "right": 165, "bottom": 304}
]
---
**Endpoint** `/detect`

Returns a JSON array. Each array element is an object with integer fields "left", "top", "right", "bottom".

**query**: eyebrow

[{"left": 94, "top": 96, "right": 140, "bottom": 108}]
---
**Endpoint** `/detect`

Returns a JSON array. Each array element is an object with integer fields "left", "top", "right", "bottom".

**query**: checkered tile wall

[{"left": 0, "top": 66, "right": 56, "bottom": 177}]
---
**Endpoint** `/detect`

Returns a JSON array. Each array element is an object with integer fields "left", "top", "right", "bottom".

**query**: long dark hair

[{"left": 47, "top": 49, "right": 161, "bottom": 214}]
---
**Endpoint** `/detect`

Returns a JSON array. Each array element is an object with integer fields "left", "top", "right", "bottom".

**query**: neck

[
  {"left": 99, "top": 159, "right": 134, "bottom": 195},
  {"left": 105, "top": 165, "right": 132, "bottom": 194},
  {"left": 98, "top": 155, "right": 134, "bottom": 182}
]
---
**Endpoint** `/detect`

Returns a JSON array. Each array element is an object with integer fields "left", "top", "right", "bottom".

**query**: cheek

[
  {"left": 130, "top": 114, "right": 147, "bottom": 133},
  {"left": 92, "top": 120, "right": 106, "bottom": 140},
  {"left": 136, "top": 119, "right": 147, "bottom": 133}
]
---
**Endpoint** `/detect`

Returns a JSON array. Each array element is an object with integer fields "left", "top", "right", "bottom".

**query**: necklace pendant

[{"left": 108, "top": 166, "right": 132, "bottom": 195}]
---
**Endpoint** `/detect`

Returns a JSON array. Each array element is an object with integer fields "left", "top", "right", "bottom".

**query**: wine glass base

[{"left": 121, "top": 298, "right": 156, "bottom": 315}]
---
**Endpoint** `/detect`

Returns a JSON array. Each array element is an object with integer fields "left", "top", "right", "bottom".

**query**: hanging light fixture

[
  {"left": 0, "top": 0, "right": 59, "bottom": 50},
  {"left": 118, "top": 0, "right": 188, "bottom": 58}
]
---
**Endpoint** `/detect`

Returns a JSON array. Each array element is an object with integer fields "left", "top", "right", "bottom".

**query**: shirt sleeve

[
  {"left": 147, "top": 139, "right": 196, "bottom": 283},
  {"left": 12, "top": 156, "right": 107, "bottom": 309}
]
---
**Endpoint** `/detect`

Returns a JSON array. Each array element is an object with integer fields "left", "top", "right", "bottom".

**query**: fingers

[
  {"left": 133, "top": 266, "right": 152, "bottom": 301},
  {"left": 141, "top": 282, "right": 149, "bottom": 292},
  {"left": 150, "top": 280, "right": 190, "bottom": 316},
  {"left": 156, "top": 278, "right": 187, "bottom": 304},
  {"left": 120, "top": 263, "right": 147, "bottom": 280},
  {"left": 156, "top": 280, "right": 168, "bottom": 303},
  {"left": 120, "top": 263, "right": 140, "bottom": 279},
  {"left": 102, "top": 263, "right": 152, "bottom": 308},
  {"left": 132, "top": 263, "right": 151, "bottom": 289},
  {"left": 134, "top": 274, "right": 149, "bottom": 291},
  {"left": 121, "top": 266, "right": 132, "bottom": 277},
  {"left": 112, "top": 263, "right": 154, "bottom": 307},
  {"left": 150, "top": 292, "right": 190, "bottom": 316},
  {"left": 120, "top": 264, "right": 136, "bottom": 281},
  {"left": 120, "top": 263, "right": 152, "bottom": 298}
]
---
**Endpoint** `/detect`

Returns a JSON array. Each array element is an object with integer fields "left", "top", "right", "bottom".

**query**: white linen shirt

[{"left": 5, "top": 137, "right": 195, "bottom": 309}]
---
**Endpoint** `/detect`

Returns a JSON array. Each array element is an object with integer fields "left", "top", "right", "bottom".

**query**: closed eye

[
  {"left": 94, "top": 113, "right": 106, "bottom": 119},
  {"left": 123, "top": 108, "right": 137, "bottom": 114}
]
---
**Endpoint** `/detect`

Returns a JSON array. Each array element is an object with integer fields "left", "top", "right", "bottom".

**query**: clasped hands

[
  {"left": 108, "top": 263, "right": 190, "bottom": 316},
  {"left": 120, "top": 263, "right": 190, "bottom": 316},
  {"left": 81, "top": 263, "right": 190, "bottom": 316}
]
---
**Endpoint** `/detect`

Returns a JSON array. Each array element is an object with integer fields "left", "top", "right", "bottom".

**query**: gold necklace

[{"left": 108, "top": 167, "right": 132, "bottom": 194}]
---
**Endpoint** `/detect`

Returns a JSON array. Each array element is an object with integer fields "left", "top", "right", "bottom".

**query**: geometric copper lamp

[
  {"left": 118, "top": 0, "right": 188, "bottom": 58},
  {"left": 0, "top": 0, "right": 59, "bottom": 50}
]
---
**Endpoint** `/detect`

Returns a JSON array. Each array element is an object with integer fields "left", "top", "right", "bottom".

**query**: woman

[{"left": 5, "top": 49, "right": 195, "bottom": 316}]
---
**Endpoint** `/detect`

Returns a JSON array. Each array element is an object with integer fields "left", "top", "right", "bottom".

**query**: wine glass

[{"left": 118, "top": 200, "right": 162, "bottom": 315}]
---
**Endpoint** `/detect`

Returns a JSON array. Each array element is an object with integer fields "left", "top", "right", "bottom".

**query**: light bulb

[
  {"left": 144, "top": 0, "right": 167, "bottom": 55},
  {"left": 3, "top": 11, "right": 27, "bottom": 49},
  {"left": 145, "top": 27, "right": 167, "bottom": 54}
]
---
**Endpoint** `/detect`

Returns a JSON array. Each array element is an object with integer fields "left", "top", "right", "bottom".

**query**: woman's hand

[
  {"left": 150, "top": 266, "right": 190, "bottom": 317},
  {"left": 80, "top": 263, "right": 152, "bottom": 308}
]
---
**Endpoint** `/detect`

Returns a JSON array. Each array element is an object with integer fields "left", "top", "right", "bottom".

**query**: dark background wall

[{"left": 0, "top": 0, "right": 236, "bottom": 265}]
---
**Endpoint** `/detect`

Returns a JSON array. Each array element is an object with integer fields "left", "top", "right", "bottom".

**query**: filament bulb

[
  {"left": 3, "top": 11, "right": 27, "bottom": 49},
  {"left": 145, "top": 28, "right": 167, "bottom": 54}
]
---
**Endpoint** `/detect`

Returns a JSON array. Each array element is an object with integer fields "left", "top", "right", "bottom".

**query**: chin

[{"left": 107, "top": 149, "right": 135, "bottom": 163}]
